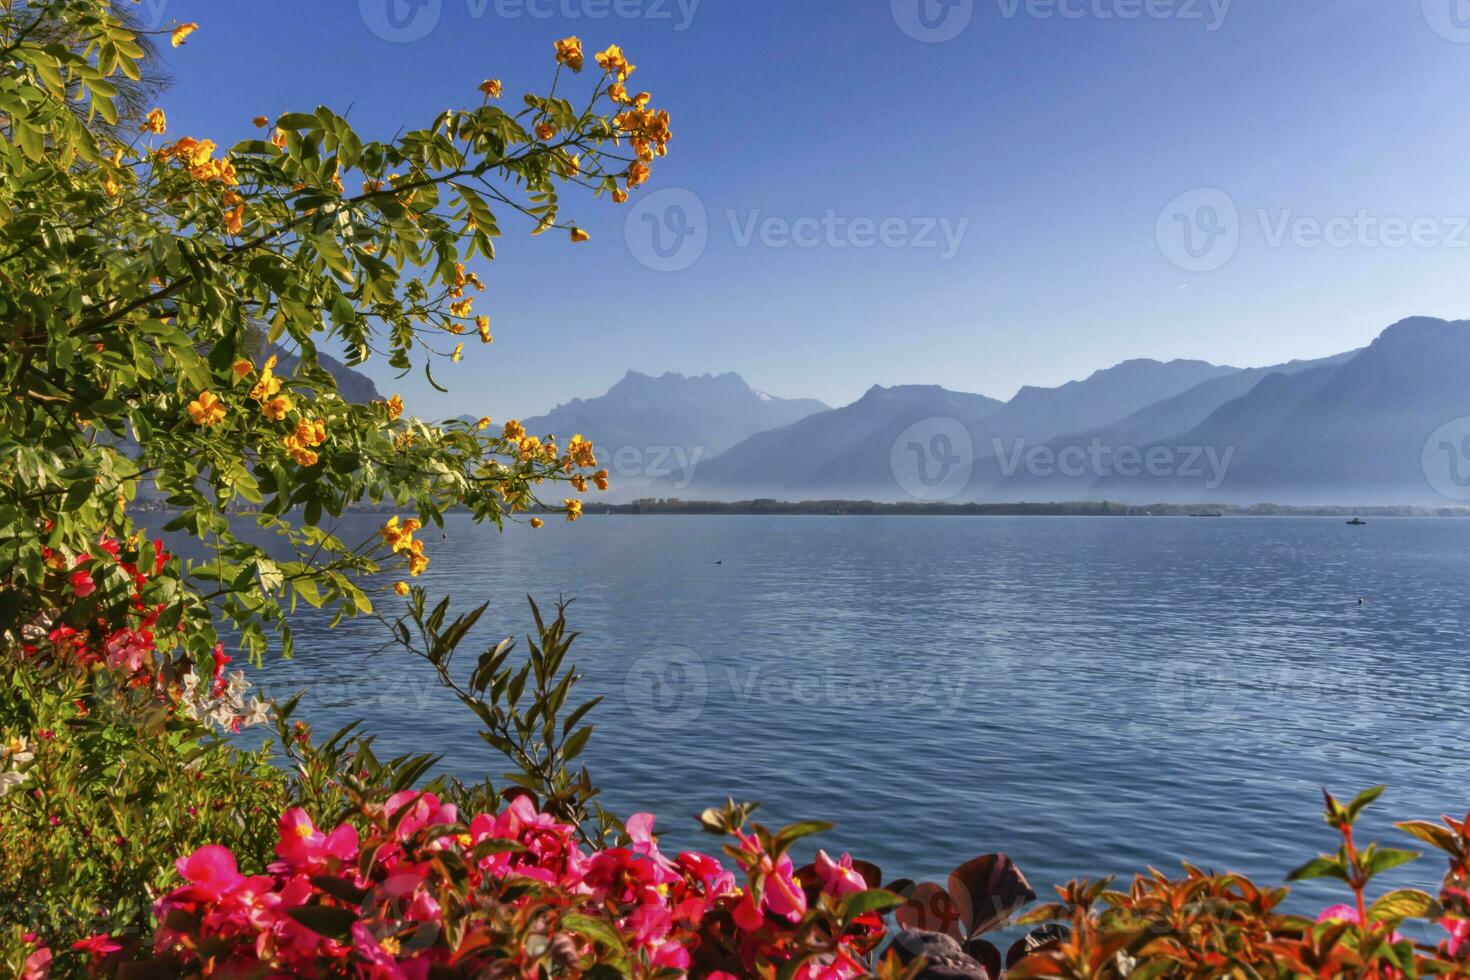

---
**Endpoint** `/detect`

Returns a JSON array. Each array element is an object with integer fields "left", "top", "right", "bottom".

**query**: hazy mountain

[
  {"left": 274, "top": 349, "right": 383, "bottom": 404},
  {"left": 679, "top": 358, "right": 1234, "bottom": 502},
  {"left": 673, "top": 384, "right": 1006, "bottom": 500},
  {"left": 982, "top": 358, "right": 1240, "bottom": 449},
  {"left": 519, "top": 371, "right": 828, "bottom": 492},
  {"left": 986, "top": 351, "right": 1359, "bottom": 500},
  {"left": 1094, "top": 317, "right": 1470, "bottom": 504}
]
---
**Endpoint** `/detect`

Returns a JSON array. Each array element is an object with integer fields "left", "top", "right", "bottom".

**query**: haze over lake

[{"left": 245, "top": 513, "right": 1470, "bottom": 921}]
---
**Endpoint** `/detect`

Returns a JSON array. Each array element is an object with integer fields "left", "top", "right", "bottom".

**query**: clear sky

[{"left": 151, "top": 0, "right": 1470, "bottom": 419}]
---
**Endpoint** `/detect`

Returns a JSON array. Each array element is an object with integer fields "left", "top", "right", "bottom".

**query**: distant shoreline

[
  {"left": 579, "top": 500, "right": 1470, "bottom": 518},
  {"left": 128, "top": 499, "right": 1470, "bottom": 519}
]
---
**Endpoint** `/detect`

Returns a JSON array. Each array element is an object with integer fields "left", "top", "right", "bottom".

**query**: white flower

[
  {"left": 0, "top": 770, "right": 27, "bottom": 798},
  {"left": 242, "top": 697, "right": 272, "bottom": 728},
  {"left": 2, "top": 737, "right": 34, "bottom": 765}
]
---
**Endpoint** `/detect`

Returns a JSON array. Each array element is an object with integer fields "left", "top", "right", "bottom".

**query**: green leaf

[
  {"left": 1369, "top": 888, "right": 1439, "bottom": 923},
  {"left": 560, "top": 913, "right": 627, "bottom": 954},
  {"left": 840, "top": 888, "right": 903, "bottom": 918},
  {"left": 1346, "top": 785, "right": 1386, "bottom": 822},
  {"left": 286, "top": 905, "right": 359, "bottom": 940},
  {"left": 1287, "top": 856, "right": 1349, "bottom": 883},
  {"left": 1364, "top": 847, "right": 1420, "bottom": 877}
]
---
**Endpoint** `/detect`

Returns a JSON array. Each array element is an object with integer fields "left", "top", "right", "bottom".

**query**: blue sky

[{"left": 152, "top": 0, "right": 1470, "bottom": 419}]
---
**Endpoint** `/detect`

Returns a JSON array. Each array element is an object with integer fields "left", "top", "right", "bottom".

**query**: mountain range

[{"left": 518, "top": 317, "right": 1469, "bottom": 506}]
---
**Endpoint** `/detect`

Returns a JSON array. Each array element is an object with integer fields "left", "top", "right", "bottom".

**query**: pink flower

[
  {"left": 21, "top": 945, "right": 52, "bottom": 980},
  {"left": 103, "top": 628, "right": 153, "bottom": 673},
  {"left": 814, "top": 850, "right": 866, "bottom": 898},
  {"left": 70, "top": 934, "right": 121, "bottom": 959},
  {"left": 274, "top": 808, "right": 358, "bottom": 871},
  {"left": 736, "top": 831, "right": 807, "bottom": 923},
  {"left": 175, "top": 844, "right": 245, "bottom": 901},
  {"left": 69, "top": 569, "right": 95, "bottom": 597},
  {"left": 1317, "top": 904, "right": 1361, "bottom": 924}
]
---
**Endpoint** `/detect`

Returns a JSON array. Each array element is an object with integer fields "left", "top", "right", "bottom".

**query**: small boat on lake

[{"left": 1346, "top": 518, "right": 1367, "bottom": 525}]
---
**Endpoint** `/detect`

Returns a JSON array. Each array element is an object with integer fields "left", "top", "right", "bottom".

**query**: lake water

[{"left": 237, "top": 514, "right": 1470, "bottom": 928}]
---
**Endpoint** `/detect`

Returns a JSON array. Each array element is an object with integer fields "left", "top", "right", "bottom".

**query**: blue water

[{"left": 234, "top": 514, "right": 1470, "bottom": 928}]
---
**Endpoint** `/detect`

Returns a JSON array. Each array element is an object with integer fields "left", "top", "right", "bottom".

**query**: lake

[{"left": 235, "top": 513, "right": 1470, "bottom": 931}]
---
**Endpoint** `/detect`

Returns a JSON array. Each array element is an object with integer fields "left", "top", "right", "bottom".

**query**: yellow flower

[
  {"left": 571, "top": 474, "right": 588, "bottom": 492},
  {"left": 249, "top": 359, "right": 281, "bottom": 402},
  {"left": 450, "top": 298, "right": 473, "bottom": 318},
  {"left": 554, "top": 36, "right": 584, "bottom": 72},
  {"left": 452, "top": 343, "right": 464, "bottom": 363},
  {"left": 103, "top": 175, "right": 121, "bottom": 198},
  {"left": 186, "top": 391, "right": 226, "bottom": 426},
  {"left": 223, "top": 203, "right": 245, "bottom": 235},
  {"left": 170, "top": 23, "right": 199, "bottom": 47},
  {"left": 362, "top": 179, "right": 383, "bottom": 194},
  {"left": 386, "top": 395, "right": 405, "bottom": 421},
  {"left": 253, "top": 115, "right": 269, "bottom": 128},
  {"left": 563, "top": 498, "right": 583, "bottom": 522},
  {"left": 612, "top": 188, "right": 629, "bottom": 205},
  {"left": 593, "top": 469, "right": 610, "bottom": 491},
  {"left": 535, "top": 122, "right": 556, "bottom": 142},
  {"left": 627, "top": 161, "right": 651, "bottom": 188},
  {"left": 503, "top": 419, "right": 525, "bottom": 441},
  {"left": 394, "top": 581, "right": 411, "bottom": 597},
  {"left": 232, "top": 359, "right": 253, "bottom": 379},
  {"left": 595, "top": 44, "right": 634, "bottom": 81},
  {"left": 570, "top": 228, "right": 590, "bottom": 244},
  {"left": 271, "top": 129, "right": 287, "bottom": 150},
  {"left": 530, "top": 518, "right": 544, "bottom": 529},
  {"left": 295, "top": 418, "right": 327, "bottom": 447},
  {"left": 476, "top": 316, "right": 492, "bottom": 344},
  {"left": 140, "top": 108, "right": 166, "bottom": 135},
  {"left": 567, "top": 434, "right": 598, "bottom": 468},
  {"left": 608, "top": 83, "right": 630, "bottom": 104},
  {"left": 476, "top": 416, "right": 491, "bottom": 430},
  {"left": 479, "top": 79, "right": 503, "bottom": 98},
  {"left": 262, "top": 395, "right": 293, "bottom": 421}
]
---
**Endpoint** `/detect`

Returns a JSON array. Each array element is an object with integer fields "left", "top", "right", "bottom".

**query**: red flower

[{"left": 69, "top": 569, "right": 95, "bottom": 597}]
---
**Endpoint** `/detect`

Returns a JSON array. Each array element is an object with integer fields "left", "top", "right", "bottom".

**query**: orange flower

[
  {"left": 479, "top": 79, "right": 503, "bottom": 98},
  {"left": 386, "top": 395, "right": 405, "bottom": 421},
  {"left": 476, "top": 316, "right": 492, "bottom": 344},
  {"left": 535, "top": 122, "right": 557, "bottom": 142},
  {"left": 612, "top": 188, "right": 628, "bottom": 205},
  {"left": 231, "top": 359, "right": 253, "bottom": 379},
  {"left": 262, "top": 395, "right": 293, "bottom": 421},
  {"left": 253, "top": 115, "right": 269, "bottom": 128},
  {"left": 593, "top": 469, "right": 610, "bottom": 491},
  {"left": 223, "top": 203, "right": 245, "bottom": 235},
  {"left": 529, "top": 518, "right": 544, "bottom": 529},
  {"left": 140, "top": 108, "right": 166, "bottom": 135},
  {"left": 595, "top": 44, "right": 634, "bottom": 81},
  {"left": 627, "top": 161, "right": 651, "bottom": 188},
  {"left": 394, "top": 581, "right": 411, "bottom": 596},
  {"left": 186, "top": 391, "right": 226, "bottom": 426},
  {"left": 554, "top": 36, "right": 584, "bottom": 71},
  {"left": 570, "top": 228, "right": 590, "bottom": 244},
  {"left": 170, "top": 22, "right": 198, "bottom": 47},
  {"left": 563, "top": 498, "right": 583, "bottom": 522}
]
